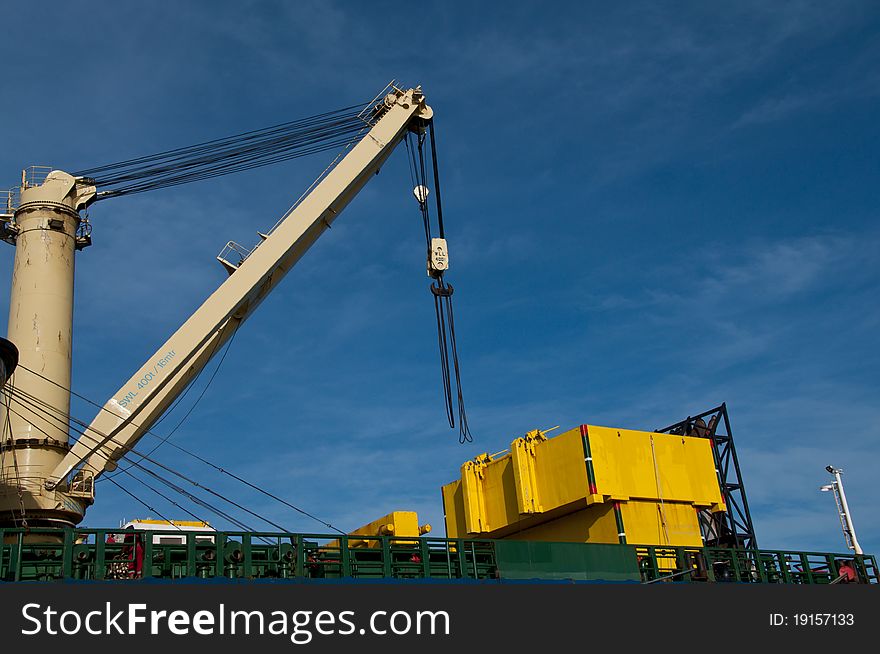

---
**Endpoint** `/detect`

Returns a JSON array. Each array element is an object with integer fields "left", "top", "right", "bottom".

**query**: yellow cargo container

[
  {"left": 442, "top": 424, "right": 726, "bottom": 547},
  {"left": 330, "top": 511, "right": 432, "bottom": 549}
]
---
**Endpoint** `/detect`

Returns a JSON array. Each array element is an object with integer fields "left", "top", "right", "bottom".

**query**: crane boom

[{"left": 46, "top": 87, "right": 433, "bottom": 492}]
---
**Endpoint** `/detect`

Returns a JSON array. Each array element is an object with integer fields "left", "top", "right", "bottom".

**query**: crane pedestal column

[{"left": 0, "top": 171, "right": 94, "bottom": 532}]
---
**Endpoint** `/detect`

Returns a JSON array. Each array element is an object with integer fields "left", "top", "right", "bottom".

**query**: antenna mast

[{"left": 820, "top": 465, "right": 863, "bottom": 555}]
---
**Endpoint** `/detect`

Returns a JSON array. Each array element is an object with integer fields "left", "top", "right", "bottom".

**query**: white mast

[{"left": 820, "top": 465, "right": 863, "bottom": 555}]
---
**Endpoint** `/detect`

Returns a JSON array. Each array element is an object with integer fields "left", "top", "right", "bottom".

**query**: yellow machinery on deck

[
  {"left": 334, "top": 511, "right": 432, "bottom": 548},
  {"left": 442, "top": 424, "right": 726, "bottom": 547}
]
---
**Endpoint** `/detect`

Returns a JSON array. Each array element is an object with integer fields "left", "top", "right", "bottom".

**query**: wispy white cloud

[
  {"left": 578, "top": 231, "right": 874, "bottom": 316},
  {"left": 731, "top": 31, "right": 880, "bottom": 128}
]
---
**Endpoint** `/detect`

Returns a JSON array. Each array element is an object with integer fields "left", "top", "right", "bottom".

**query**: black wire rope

[
  {"left": 75, "top": 106, "right": 364, "bottom": 177},
  {"left": 119, "top": 468, "right": 211, "bottom": 527},
  {"left": 104, "top": 475, "right": 181, "bottom": 529},
  {"left": 0, "top": 377, "right": 28, "bottom": 526},
  {"left": 433, "top": 284, "right": 456, "bottom": 427},
  {"left": 101, "top": 326, "right": 238, "bottom": 481},
  {"left": 409, "top": 128, "right": 473, "bottom": 443},
  {"left": 2, "top": 393, "right": 267, "bottom": 535},
  {"left": 441, "top": 283, "right": 472, "bottom": 443},
  {"left": 158, "top": 439, "right": 342, "bottom": 534},
  {"left": 0, "top": 396, "right": 258, "bottom": 531},
  {"left": 428, "top": 122, "right": 446, "bottom": 239},
  {"left": 124, "top": 461, "right": 259, "bottom": 534},
  {"left": 8, "top": 365, "right": 342, "bottom": 533},
  {"left": 73, "top": 103, "right": 378, "bottom": 199}
]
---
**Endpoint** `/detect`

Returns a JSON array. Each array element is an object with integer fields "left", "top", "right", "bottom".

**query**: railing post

[
  {"left": 470, "top": 541, "right": 478, "bottom": 578},
  {"left": 648, "top": 547, "right": 659, "bottom": 582},
  {"left": 776, "top": 552, "right": 791, "bottom": 583},
  {"left": 187, "top": 532, "right": 197, "bottom": 578},
  {"left": 445, "top": 540, "right": 453, "bottom": 579},
  {"left": 295, "top": 535, "right": 305, "bottom": 578},
  {"left": 14, "top": 532, "right": 23, "bottom": 582},
  {"left": 799, "top": 553, "right": 812, "bottom": 584},
  {"left": 243, "top": 533, "right": 252, "bottom": 579},
  {"left": 381, "top": 537, "right": 392, "bottom": 578},
  {"left": 455, "top": 539, "right": 467, "bottom": 578},
  {"left": 751, "top": 550, "right": 765, "bottom": 583},
  {"left": 420, "top": 539, "right": 430, "bottom": 578},
  {"left": 730, "top": 549, "right": 742, "bottom": 582},
  {"left": 62, "top": 529, "right": 73, "bottom": 579},
  {"left": 340, "top": 535, "right": 351, "bottom": 578},
  {"left": 95, "top": 530, "right": 106, "bottom": 581},
  {"left": 214, "top": 533, "right": 223, "bottom": 578},
  {"left": 825, "top": 554, "right": 836, "bottom": 584},
  {"left": 674, "top": 548, "right": 685, "bottom": 581},
  {"left": 704, "top": 549, "right": 717, "bottom": 582},
  {"left": 142, "top": 532, "right": 153, "bottom": 579}
]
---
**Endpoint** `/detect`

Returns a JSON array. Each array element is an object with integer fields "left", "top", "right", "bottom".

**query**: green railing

[
  {"left": 0, "top": 528, "right": 499, "bottom": 582},
  {"left": 634, "top": 545, "right": 878, "bottom": 584},
  {"left": 0, "top": 527, "right": 875, "bottom": 584}
]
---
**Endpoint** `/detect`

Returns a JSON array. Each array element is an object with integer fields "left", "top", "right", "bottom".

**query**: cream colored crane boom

[{"left": 46, "top": 87, "right": 433, "bottom": 494}]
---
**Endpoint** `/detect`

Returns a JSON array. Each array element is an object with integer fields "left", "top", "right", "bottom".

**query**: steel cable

[
  {"left": 407, "top": 128, "right": 473, "bottom": 443},
  {"left": 1, "top": 391, "right": 255, "bottom": 531},
  {"left": 101, "top": 326, "right": 237, "bottom": 481},
  {"left": 73, "top": 104, "right": 376, "bottom": 198},
  {"left": 8, "top": 366, "right": 342, "bottom": 533}
]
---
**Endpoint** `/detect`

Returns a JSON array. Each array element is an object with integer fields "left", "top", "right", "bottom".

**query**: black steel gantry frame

[{"left": 655, "top": 403, "right": 758, "bottom": 550}]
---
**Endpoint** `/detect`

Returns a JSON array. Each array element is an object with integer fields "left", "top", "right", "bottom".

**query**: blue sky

[{"left": 1, "top": 1, "right": 878, "bottom": 554}]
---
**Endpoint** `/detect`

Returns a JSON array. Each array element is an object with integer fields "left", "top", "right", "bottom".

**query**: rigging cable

[
  {"left": 120, "top": 468, "right": 211, "bottom": 527},
  {"left": 102, "top": 325, "right": 238, "bottom": 481},
  {"left": 408, "top": 124, "right": 473, "bottom": 443},
  {"left": 0, "top": 397, "right": 248, "bottom": 527},
  {"left": 73, "top": 103, "right": 377, "bottom": 199},
  {"left": 9, "top": 366, "right": 343, "bottom": 534},
  {"left": 75, "top": 106, "right": 361, "bottom": 178},
  {"left": 0, "top": 377, "right": 28, "bottom": 528},
  {"left": 104, "top": 475, "right": 182, "bottom": 530},
  {"left": 2, "top": 393, "right": 264, "bottom": 535},
  {"left": 428, "top": 119, "right": 446, "bottom": 239},
  {"left": 124, "top": 462, "right": 259, "bottom": 534}
]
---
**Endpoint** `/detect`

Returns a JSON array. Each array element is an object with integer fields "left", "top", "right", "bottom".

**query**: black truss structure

[{"left": 655, "top": 403, "right": 757, "bottom": 550}]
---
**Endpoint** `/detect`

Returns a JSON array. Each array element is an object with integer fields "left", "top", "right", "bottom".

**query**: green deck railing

[
  {"left": 0, "top": 528, "right": 875, "bottom": 584},
  {"left": 633, "top": 545, "right": 878, "bottom": 584},
  {"left": 0, "top": 528, "right": 499, "bottom": 582}
]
